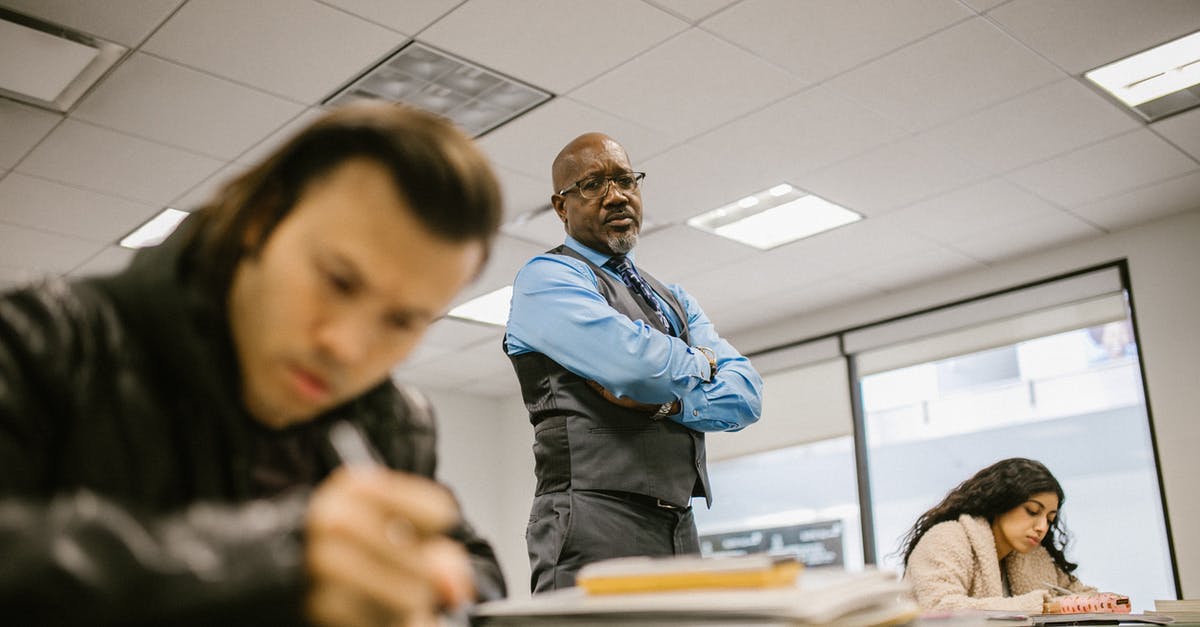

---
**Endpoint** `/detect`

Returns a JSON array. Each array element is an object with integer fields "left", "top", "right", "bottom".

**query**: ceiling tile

[
  {"left": 1006, "top": 130, "right": 1198, "bottom": 208},
  {"left": 73, "top": 53, "right": 304, "bottom": 160},
  {"left": 477, "top": 97, "right": 673, "bottom": 180},
  {"left": 1068, "top": 170, "right": 1200, "bottom": 232},
  {"left": 631, "top": 224, "right": 762, "bottom": 284},
  {"left": 319, "top": 0, "right": 459, "bottom": 34},
  {"left": 0, "top": 173, "right": 156, "bottom": 242},
  {"left": 571, "top": 28, "right": 807, "bottom": 139},
  {"left": 143, "top": 0, "right": 402, "bottom": 103},
  {"left": 457, "top": 234, "right": 545, "bottom": 304},
  {"left": 961, "top": 0, "right": 1010, "bottom": 11},
  {"left": 637, "top": 140, "right": 780, "bottom": 226},
  {"left": 69, "top": 245, "right": 136, "bottom": 278},
  {"left": 234, "top": 107, "right": 328, "bottom": 166},
  {"left": 921, "top": 79, "right": 1141, "bottom": 173},
  {"left": 799, "top": 135, "right": 991, "bottom": 216},
  {"left": 828, "top": 17, "right": 1063, "bottom": 131},
  {"left": 988, "top": 0, "right": 1200, "bottom": 74},
  {"left": 501, "top": 205, "right": 565, "bottom": 249},
  {"left": 948, "top": 211, "right": 1102, "bottom": 263},
  {"left": 1151, "top": 107, "right": 1200, "bottom": 161},
  {"left": 744, "top": 277, "right": 883, "bottom": 321},
  {"left": 420, "top": 0, "right": 688, "bottom": 94},
  {"left": 687, "top": 84, "right": 910, "bottom": 179},
  {"left": 170, "top": 161, "right": 251, "bottom": 210},
  {"left": 0, "top": 98, "right": 61, "bottom": 170},
  {"left": 0, "top": 0, "right": 184, "bottom": 47},
  {"left": 778, "top": 213, "right": 937, "bottom": 275},
  {"left": 649, "top": 0, "right": 738, "bottom": 23},
  {"left": 494, "top": 166, "right": 550, "bottom": 221},
  {"left": 846, "top": 245, "right": 987, "bottom": 293},
  {"left": 886, "top": 178, "right": 1071, "bottom": 244},
  {"left": 19, "top": 120, "right": 224, "bottom": 206},
  {"left": 0, "top": 221, "right": 99, "bottom": 274},
  {"left": 704, "top": 0, "right": 969, "bottom": 83}
]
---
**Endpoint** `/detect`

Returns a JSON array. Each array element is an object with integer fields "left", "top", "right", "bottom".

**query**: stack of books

[
  {"left": 1149, "top": 599, "right": 1200, "bottom": 623},
  {"left": 473, "top": 554, "right": 919, "bottom": 625}
]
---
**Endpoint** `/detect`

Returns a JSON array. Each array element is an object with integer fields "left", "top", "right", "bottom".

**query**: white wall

[
  {"left": 432, "top": 208, "right": 1200, "bottom": 600},
  {"left": 427, "top": 388, "right": 534, "bottom": 598}
]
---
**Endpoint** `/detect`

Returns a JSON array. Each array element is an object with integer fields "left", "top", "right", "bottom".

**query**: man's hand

[
  {"left": 304, "top": 468, "right": 475, "bottom": 627},
  {"left": 586, "top": 379, "right": 679, "bottom": 416}
]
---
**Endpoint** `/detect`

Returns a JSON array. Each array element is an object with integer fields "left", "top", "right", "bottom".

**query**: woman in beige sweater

[{"left": 899, "top": 458, "right": 1105, "bottom": 613}]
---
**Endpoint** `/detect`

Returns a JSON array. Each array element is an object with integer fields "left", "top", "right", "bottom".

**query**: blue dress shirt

[{"left": 505, "top": 236, "right": 763, "bottom": 432}]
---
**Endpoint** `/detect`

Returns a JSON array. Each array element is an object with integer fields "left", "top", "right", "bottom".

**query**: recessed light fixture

[
  {"left": 1085, "top": 29, "right": 1200, "bottom": 122},
  {"left": 687, "top": 184, "right": 861, "bottom": 250},
  {"left": 0, "top": 8, "right": 127, "bottom": 112},
  {"left": 119, "top": 208, "right": 189, "bottom": 249},
  {"left": 326, "top": 42, "right": 552, "bottom": 137},
  {"left": 447, "top": 285, "right": 513, "bottom": 327}
]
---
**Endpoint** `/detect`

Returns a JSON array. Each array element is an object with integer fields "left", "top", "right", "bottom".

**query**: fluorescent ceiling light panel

[
  {"left": 120, "top": 208, "right": 189, "bottom": 249},
  {"left": 326, "top": 42, "right": 552, "bottom": 137},
  {"left": 1085, "top": 29, "right": 1200, "bottom": 121},
  {"left": 0, "top": 9, "right": 127, "bottom": 112},
  {"left": 448, "top": 285, "right": 513, "bottom": 327},
  {"left": 688, "top": 185, "right": 861, "bottom": 250}
]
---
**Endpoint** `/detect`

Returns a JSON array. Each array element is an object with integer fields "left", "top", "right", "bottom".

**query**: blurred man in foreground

[{"left": 0, "top": 103, "right": 505, "bottom": 626}]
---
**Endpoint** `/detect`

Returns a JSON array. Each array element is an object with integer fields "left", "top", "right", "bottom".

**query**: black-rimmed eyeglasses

[{"left": 557, "top": 172, "right": 645, "bottom": 199}]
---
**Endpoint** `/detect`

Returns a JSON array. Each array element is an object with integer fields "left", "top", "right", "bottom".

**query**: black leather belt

[{"left": 596, "top": 490, "right": 687, "bottom": 511}]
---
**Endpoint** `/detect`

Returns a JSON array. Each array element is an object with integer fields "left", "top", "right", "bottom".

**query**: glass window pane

[
  {"left": 861, "top": 307, "right": 1175, "bottom": 611},
  {"left": 695, "top": 436, "right": 865, "bottom": 571}
]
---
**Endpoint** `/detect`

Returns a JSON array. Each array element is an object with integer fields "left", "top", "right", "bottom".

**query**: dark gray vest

[{"left": 507, "top": 246, "right": 711, "bottom": 507}]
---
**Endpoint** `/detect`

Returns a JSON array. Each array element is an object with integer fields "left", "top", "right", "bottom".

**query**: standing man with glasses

[{"left": 504, "top": 133, "right": 764, "bottom": 592}]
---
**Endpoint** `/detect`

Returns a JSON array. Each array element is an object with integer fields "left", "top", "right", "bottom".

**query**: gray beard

[{"left": 606, "top": 231, "right": 638, "bottom": 254}]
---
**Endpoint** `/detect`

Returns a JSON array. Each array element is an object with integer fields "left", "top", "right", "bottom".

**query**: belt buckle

[{"left": 655, "top": 498, "right": 680, "bottom": 510}]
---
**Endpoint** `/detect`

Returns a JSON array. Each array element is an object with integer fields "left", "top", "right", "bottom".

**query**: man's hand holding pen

[{"left": 303, "top": 425, "right": 476, "bottom": 627}]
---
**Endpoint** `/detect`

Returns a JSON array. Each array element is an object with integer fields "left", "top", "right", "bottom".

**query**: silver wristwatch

[{"left": 650, "top": 402, "right": 673, "bottom": 420}]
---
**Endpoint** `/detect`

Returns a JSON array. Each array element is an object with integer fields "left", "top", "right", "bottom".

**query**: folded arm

[{"left": 506, "top": 255, "right": 762, "bottom": 432}]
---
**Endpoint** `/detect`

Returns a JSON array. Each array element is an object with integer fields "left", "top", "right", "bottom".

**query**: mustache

[{"left": 604, "top": 210, "right": 638, "bottom": 224}]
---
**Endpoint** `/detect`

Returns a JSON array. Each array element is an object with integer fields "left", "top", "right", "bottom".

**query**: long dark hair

[
  {"left": 898, "top": 457, "right": 1078, "bottom": 576},
  {"left": 182, "top": 102, "right": 503, "bottom": 302}
]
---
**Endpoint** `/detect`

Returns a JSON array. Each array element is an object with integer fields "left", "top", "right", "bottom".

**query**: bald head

[
  {"left": 552, "top": 133, "right": 629, "bottom": 193},
  {"left": 548, "top": 132, "right": 642, "bottom": 255}
]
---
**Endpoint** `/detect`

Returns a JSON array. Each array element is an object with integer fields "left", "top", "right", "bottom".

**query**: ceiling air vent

[{"left": 325, "top": 41, "right": 552, "bottom": 137}]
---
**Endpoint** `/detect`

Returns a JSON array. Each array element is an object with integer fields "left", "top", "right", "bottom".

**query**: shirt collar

[{"left": 563, "top": 234, "right": 638, "bottom": 268}]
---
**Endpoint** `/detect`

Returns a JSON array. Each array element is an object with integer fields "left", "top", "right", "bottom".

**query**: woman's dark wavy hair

[
  {"left": 181, "top": 102, "right": 502, "bottom": 302},
  {"left": 898, "top": 457, "right": 1078, "bottom": 577}
]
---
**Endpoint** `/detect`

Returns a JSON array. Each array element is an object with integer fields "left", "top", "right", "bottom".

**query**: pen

[
  {"left": 1042, "top": 581, "right": 1075, "bottom": 596},
  {"left": 327, "top": 421, "right": 473, "bottom": 627},
  {"left": 328, "top": 421, "right": 380, "bottom": 467}
]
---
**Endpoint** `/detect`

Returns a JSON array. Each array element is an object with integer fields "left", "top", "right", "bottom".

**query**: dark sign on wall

[{"left": 699, "top": 519, "right": 844, "bottom": 567}]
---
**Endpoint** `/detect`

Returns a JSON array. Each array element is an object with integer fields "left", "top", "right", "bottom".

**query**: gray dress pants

[{"left": 526, "top": 489, "right": 700, "bottom": 593}]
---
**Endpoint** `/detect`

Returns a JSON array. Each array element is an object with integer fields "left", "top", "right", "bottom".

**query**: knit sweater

[{"left": 904, "top": 514, "right": 1095, "bottom": 612}]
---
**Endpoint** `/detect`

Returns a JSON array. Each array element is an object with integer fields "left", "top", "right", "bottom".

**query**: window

[
  {"left": 855, "top": 272, "right": 1174, "bottom": 611},
  {"left": 701, "top": 264, "right": 1177, "bottom": 612},
  {"left": 695, "top": 436, "right": 863, "bottom": 570}
]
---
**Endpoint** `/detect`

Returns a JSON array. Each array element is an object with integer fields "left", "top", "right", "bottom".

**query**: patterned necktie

[{"left": 605, "top": 255, "right": 671, "bottom": 333}]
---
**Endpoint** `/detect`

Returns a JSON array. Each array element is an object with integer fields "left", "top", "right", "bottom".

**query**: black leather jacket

[{"left": 0, "top": 224, "right": 504, "bottom": 625}]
